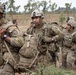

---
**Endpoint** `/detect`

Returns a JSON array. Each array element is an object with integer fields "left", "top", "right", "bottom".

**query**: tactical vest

[
  {"left": 19, "top": 34, "right": 38, "bottom": 58},
  {"left": 63, "top": 31, "right": 76, "bottom": 48},
  {"left": 63, "top": 35, "right": 72, "bottom": 48},
  {"left": 0, "top": 18, "right": 8, "bottom": 66},
  {"left": 18, "top": 34, "right": 38, "bottom": 69}
]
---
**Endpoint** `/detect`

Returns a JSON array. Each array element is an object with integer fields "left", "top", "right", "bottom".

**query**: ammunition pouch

[
  {"left": 63, "top": 36, "right": 72, "bottom": 48},
  {"left": 37, "top": 45, "right": 47, "bottom": 55}
]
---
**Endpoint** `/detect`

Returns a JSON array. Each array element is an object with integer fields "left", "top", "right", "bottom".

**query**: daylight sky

[{"left": 1, "top": 0, "right": 76, "bottom": 12}]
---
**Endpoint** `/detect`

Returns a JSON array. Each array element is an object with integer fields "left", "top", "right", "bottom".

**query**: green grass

[{"left": 34, "top": 65, "right": 76, "bottom": 75}]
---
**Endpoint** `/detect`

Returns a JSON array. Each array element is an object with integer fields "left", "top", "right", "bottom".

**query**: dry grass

[
  {"left": 6, "top": 13, "right": 76, "bottom": 29},
  {"left": 6, "top": 14, "right": 61, "bottom": 26},
  {"left": 6, "top": 13, "right": 76, "bottom": 28}
]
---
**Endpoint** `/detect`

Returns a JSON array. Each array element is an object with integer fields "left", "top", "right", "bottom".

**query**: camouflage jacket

[
  {"left": 42, "top": 22, "right": 64, "bottom": 52},
  {"left": 0, "top": 18, "right": 24, "bottom": 48},
  {"left": 27, "top": 22, "right": 49, "bottom": 52},
  {"left": 27, "top": 22, "right": 64, "bottom": 52},
  {"left": 0, "top": 18, "right": 24, "bottom": 67},
  {"left": 18, "top": 34, "right": 38, "bottom": 69},
  {"left": 62, "top": 28, "right": 76, "bottom": 50}
]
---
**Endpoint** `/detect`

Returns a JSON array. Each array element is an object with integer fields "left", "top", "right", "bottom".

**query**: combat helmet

[
  {"left": 66, "top": 16, "right": 75, "bottom": 23},
  {"left": 67, "top": 19, "right": 76, "bottom": 27},
  {"left": 31, "top": 10, "right": 44, "bottom": 19},
  {"left": 69, "top": 16, "right": 75, "bottom": 20}
]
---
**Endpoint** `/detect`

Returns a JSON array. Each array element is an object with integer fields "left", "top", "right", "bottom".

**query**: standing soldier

[
  {"left": 62, "top": 19, "right": 76, "bottom": 69},
  {"left": 0, "top": 3, "right": 24, "bottom": 75}
]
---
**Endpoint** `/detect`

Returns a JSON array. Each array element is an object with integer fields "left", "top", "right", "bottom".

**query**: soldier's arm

[
  {"left": 3, "top": 36, "right": 24, "bottom": 47},
  {"left": 1, "top": 24, "right": 24, "bottom": 47},
  {"left": 43, "top": 25, "right": 64, "bottom": 43},
  {"left": 71, "top": 33, "right": 76, "bottom": 50}
]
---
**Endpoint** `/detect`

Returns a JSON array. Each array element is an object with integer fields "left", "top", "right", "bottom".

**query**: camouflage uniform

[
  {"left": 18, "top": 34, "right": 38, "bottom": 73},
  {"left": 62, "top": 19, "right": 76, "bottom": 69},
  {"left": 0, "top": 4, "right": 24, "bottom": 75},
  {"left": 42, "top": 22, "right": 64, "bottom": 68},
  {"left": 27, "top": 22, "right": 51, "bottom": 67},
  {"left": 27, "top": 10, "right": 52, "bottom": 69},
  {"left": 27, "top": 10, "right": 64, "bottom": 68}
]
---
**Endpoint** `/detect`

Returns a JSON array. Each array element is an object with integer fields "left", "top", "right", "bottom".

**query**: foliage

[
  {"left": 59, "top": 12, "right": 66, "bottom": 25},
  {"left": 36, "top": 65, "right": 76, "bottom": 75},
  {"left": 24, "top": 0, "right": 36, "bottom": 13},
  {"left": 23, "top": 0, "right": 51, "bottom": 13},
  {"left": 65, "top": 3, "right": 72, "bottom": 13},
  {"left": 2, "top": 0, "right": 76, "bottom": 14},
  {"left": 4, "top": 0, "right": 20, "bottom": 14},
  {"left": 51, "top": 3, "right": 57, "bottom": 13}
]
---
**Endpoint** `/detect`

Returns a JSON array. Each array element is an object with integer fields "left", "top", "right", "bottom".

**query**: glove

[{"left": 0, "top": 28, "right": 6, "bottom": 37}]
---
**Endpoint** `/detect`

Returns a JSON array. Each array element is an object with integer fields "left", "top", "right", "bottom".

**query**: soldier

[
  {"left": 27, "top": 10, "right": 64, "bottom": 68},
  {"left": 62, "top": 19, "right": 76, "bottom": 69},
  {"left": 42, "top": 22, "right": 64, "bottom": 68},
  {"left": 66, "top": 20, "right": 76, "bottom": 70},
  {"left": 0, "top": 3, "right": 24, "bottom": 75},
  {"left": 27, "top": 10, "right": 52, "bottom": 69}
]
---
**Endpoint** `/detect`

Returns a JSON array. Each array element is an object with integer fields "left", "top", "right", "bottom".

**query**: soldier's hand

[{"left": 0, "top": 28, "right": 6, "bottom": 37}]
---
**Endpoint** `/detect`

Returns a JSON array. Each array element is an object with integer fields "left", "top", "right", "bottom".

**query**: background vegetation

[
  {"left": 1, "top": 0, "right": 75, "bottom": 35},
  {"left": 3, "top": 0, "right": 76, "bottom": 14}
]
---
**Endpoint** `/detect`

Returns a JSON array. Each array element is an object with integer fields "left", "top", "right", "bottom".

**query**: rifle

[
  {"left": 4, "top": 41, "right": 17, "bottom": 65},
  {"left": 29, "top": 51, "right": 39, "bottom": 68}
]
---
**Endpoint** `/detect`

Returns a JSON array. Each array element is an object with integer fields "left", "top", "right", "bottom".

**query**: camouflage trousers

[
  {"left": 62, "top": 47, "right": 76, "bottom": 69},
  {"left": 66, "top": 51, "right": 76, "bottom": 70},
  {"left": 48, "top": 48, "right": 62, "bottom": 68},
  {"left": 62, "top": 47, "right": 70, "bottom": 68},
  {"left": 0, "top": 64, "right": 15, "bottom": 75}
]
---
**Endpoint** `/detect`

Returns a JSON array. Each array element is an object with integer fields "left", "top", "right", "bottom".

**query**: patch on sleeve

[{"left": 8, "top": 26, "right": 16, "bottom": 33}]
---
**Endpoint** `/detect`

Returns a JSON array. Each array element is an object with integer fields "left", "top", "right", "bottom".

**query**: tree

[
  {"left": 47, "top": 0, "right": 51, "bottom": 12},
  {"left": 24, "top": 0, "right": 37, "bottom": 13},
  {"left": 39, "top": 1, "right": 48, "bottom": 13},
  {"left": 4, "top": 0, "right": 20, "bottom": 14},
  {"left": 39, "top": 0, "right": 52, "bottom": 13},
  {"left": 65, "top": 3, "right": 72, "bottom": 14},
  {"left": 56, "top": 7, "right": 61, "bottom": 14},
  {"left": 72, "top": 7, "right": 76, "bottom": 13},
  {"left": 51, "top": 3, "right": 57, "bottom": 13},
  {"left": 24, "top": 0, "right": 52, "bottom": 13}
]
